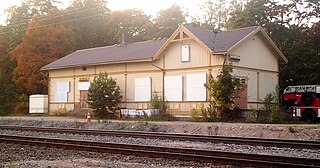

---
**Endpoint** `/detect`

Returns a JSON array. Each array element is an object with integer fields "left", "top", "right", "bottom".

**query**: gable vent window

[
  {"left": 236, "top": 78, "right": 247, "bottom": 85},
  {"left": 181, "top": 44, "right": 190, "bottom": 62},
  {"left": 229, "top": 55, "right": 240, "bottom": 62}
]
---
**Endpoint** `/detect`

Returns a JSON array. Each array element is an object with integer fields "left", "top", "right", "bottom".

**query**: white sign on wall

[
  {"left": 186, "top": 73, "right": 207, "bottom": 101},
  {"left": 78, "top": 81, "right": 90, "bottom": 91},
  {"left": 164, "top": 76, "right": 182, "bottom": 101},
  {"left": 135, "top": 77, "right": 151, "bottom": 101}
]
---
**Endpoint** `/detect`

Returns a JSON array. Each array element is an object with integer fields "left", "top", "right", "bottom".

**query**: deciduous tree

[
  {"left": 108, "top": 9, "right": 152, "bottom": 43},
  {"left": 153, "top": 4, "right": 186, "bottom": 38},
  {"left": 0, "top": 30, "right": 18, "bottom": 115},
  {"left": 65, "top": 0, "right": 112, "bottom": 49},
  {"left": 199, "top": 0, "right": 229, "bottom": 31},
  {"left": 11, "top": 12, "right": 75, "bottom": 95}
]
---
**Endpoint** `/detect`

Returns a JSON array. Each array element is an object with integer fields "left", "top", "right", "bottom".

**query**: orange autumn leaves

[{"left": 11, "top": 15, "right": 75, "bottom": 94}]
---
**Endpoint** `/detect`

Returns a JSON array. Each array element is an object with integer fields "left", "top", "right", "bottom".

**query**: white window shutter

[
  {"left": 186, "top": 73, "right": 207, "bottom": 101},
  {"left": 164, "top": 76, "right": 182, "bottom": 101},
  {"left": 135, "top": 77, "right": 151, "bottom": 101},
  {"left": 55, "top": 81, "right": 69, "bottom": 102}
]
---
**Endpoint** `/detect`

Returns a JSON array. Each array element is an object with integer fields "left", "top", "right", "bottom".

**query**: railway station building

[{"left": 42, "top": 24, "right": 288, "bottom": 116}]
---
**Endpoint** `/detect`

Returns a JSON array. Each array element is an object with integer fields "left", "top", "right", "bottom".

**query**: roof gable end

[
  {"left": 227, "top": 27, "right": 288, "bottom": 64},
  {"left": 153, "top": 24, "right": 262, "bottom": 60},
  {"left": 152, "top": 25, "right": 213, "bottom": 60}
]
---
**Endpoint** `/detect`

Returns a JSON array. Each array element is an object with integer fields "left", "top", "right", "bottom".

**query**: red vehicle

[{"left": 283, "top": 85, "right": 320, "bottom": 122}]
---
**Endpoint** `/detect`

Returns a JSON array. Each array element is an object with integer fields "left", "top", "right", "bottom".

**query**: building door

[
  {"left": 234, "top": 78, "right": 248, "bottom": 109},
  {"left": 80, "top": 91, "right": 89, "bottom": 108}
]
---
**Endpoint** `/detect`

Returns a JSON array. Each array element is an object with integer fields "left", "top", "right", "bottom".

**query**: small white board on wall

[
  {"left": 181, "top": 44, "right": 190, "bottom": 62},
  {"left": 186, "top": 73, "right": 207, "bottom": 101},
  {"left": 78, "top": 81, "right": 90, "bottom": 91}
]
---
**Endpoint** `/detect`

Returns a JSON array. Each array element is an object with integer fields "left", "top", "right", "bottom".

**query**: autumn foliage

[{"left": 11, "top": 14, "right": 75, "bottom": 95}]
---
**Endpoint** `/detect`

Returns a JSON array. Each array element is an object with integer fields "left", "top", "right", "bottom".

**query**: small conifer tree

[
  {"left": 87, "top": 73, "right": 122, "bottom": 119},
  {"left": 205, "top": 65, "right": 239, "bottom": 121}
]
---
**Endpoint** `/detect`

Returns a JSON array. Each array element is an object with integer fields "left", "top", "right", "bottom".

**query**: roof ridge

[
  {"left": 222, "top": 26, "right": 260, "bottom": 32},
  {"left": 183, "top": 24, "right": 259, "bottom": 33},
  {"left": 76, "top": 44, "right": 118, "bottom": 52},
  {"left": 76, "top": 38, "right": 167, "bottom": 52}
]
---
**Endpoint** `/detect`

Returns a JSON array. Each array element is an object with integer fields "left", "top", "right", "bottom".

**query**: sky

[{"left": 0, "top": 0, "right": 205, "bottom": 25}]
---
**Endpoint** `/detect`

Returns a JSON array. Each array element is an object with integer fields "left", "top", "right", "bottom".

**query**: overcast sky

[{"left": 0, "top": 0, "right": 206, "bottom": 25}]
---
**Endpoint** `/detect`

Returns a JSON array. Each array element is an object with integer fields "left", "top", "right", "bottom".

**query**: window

[
  {"left": 236, "top": 77, "right": 247, "bottom": 85},
  {"left": 82, "top": 67, "right": 87, "bottom": 71},
  {"left": 186, "top": 73, "right": 207, "bottom": 101},
  {"left": 55, "top": 81, "right": 69, "bottom": 102},
  {"left": 135, "top": 77, "right": 151, "bottom": 101},
  {"left": 181, "top": 44, "right": 190, "bottom": 62},
  {"left": 164, "top": 76, "right": 182, "bottom": 101},
  {"left": 240, "top": 78, "right": 246, "bottom": 85},
  {"left": 78, "top": 81, "right": 90, "bottom": 91}
]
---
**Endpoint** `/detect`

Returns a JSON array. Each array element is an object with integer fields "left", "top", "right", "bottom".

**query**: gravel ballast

[
  {"left": 0, "top": 118, "right": 319, "bottom": 167},
  {"left": 1, "top": 143, "right": 224, "bottom": 168},
  {"left": 1, "top": 129, "right": 319, "bottom": 159}
]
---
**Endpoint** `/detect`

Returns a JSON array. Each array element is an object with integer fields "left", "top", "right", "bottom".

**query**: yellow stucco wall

[
  {"left": 229, "top": 33, "right": 279, "bottom": 72},
  {"left": 230, "top": 33, "right": 280, "bottom": 109},
  {"left": 47, "top": 30, "right": 282, "bottom": 115}
]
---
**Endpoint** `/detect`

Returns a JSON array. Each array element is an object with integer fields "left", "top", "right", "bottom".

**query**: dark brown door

[
  {"left": 234, "top": 85, "right": 248, "bottom": 109},
  {"left": 80, "top": 91, "right": 89, "bottom": 108}
]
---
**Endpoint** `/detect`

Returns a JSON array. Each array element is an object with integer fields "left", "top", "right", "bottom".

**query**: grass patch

[{"left": 288, "top": 126, "right": 295, "bottom": 133}]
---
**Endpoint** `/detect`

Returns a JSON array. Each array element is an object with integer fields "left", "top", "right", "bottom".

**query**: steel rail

[
  {"left": 0, "top": 134, "right": 319, "bottom": 168},
  {"left": 0, "top": 125, "right": 320, "bottom": 149}
]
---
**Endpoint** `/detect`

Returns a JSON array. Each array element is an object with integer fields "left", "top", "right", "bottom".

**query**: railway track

[
  {"left": 0, "top": 134, "right": 319, "bottom": 167},
  {"left": 0, "top": 125, "right": 320, "bottom": 149}
]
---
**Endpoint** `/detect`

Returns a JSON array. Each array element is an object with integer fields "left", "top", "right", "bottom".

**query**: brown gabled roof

[
  {"left": 183, "top": 24, "right": 259, "bottom": 53},
  {"left": 41, "top": 39, "right": 166, "bottom": 70},
  {"left": 154, "top": 24, "right": 287, "bottom": 63},
  {"left": 42, "top": 24, "right": 287, "bottom": 70}
]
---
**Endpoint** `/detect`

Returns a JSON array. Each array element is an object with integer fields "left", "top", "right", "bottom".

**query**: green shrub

[
  {"left": 144, "top": 113, "right": 176, "bottom": 121},
  {"left": 67, "top": 109, "right": 94, "bottom": 118},
  {"left": 149, "top": 92, "right": 168, "bottom": 114},
  {"left": 14, "top": 94, "right": 29, "bottom": 115},
  {"left": 288, "top": 126, "right": 295, "bottom": 133},
  {"left": 244, "top": 110, "right": 257, "bottom": 123},
  {"left": 262, "top": 88, "right": 285, "bottom": 123},
  {"left": 191, "top": 108, "right": 203, "bottom": 122},
  {"left": 255, "top": 109, "right": 270, "bottom": 123}
]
